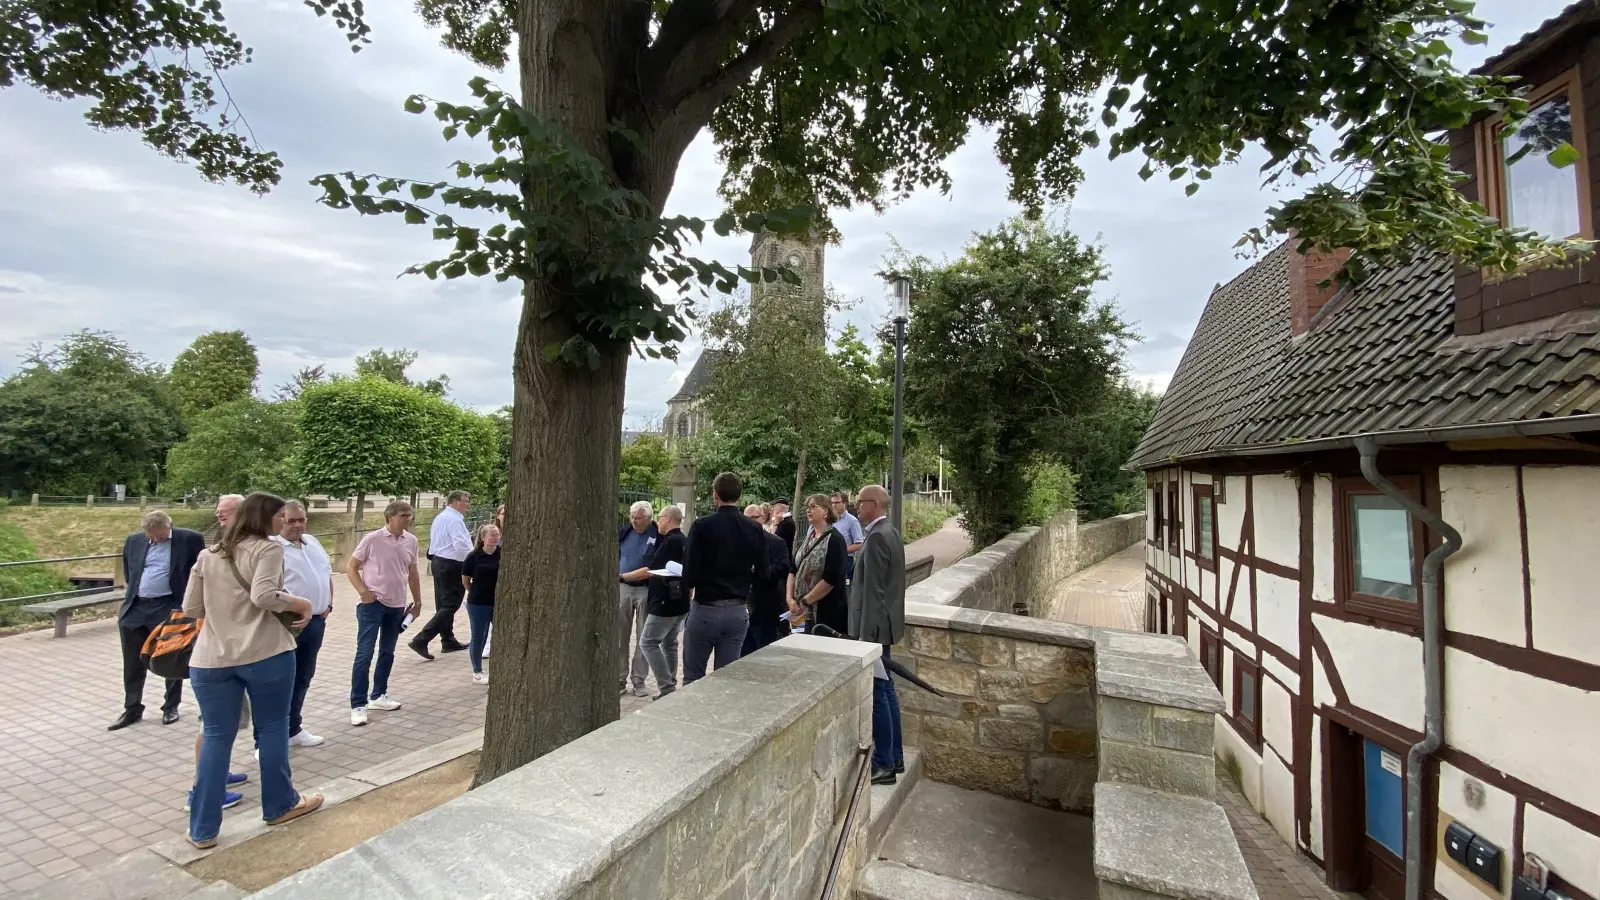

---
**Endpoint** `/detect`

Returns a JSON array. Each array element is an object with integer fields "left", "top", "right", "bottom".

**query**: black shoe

[
  {"left": 108, "top": 709, "right": 142, "bottom": 731},
  {"left": 893, "top": 761, "right": 905, "bottom": 775},
  {"left": 408, "top": 639, "right": 435, "bottom": 661},
  {"left": 161, "top": 709, "right": 180, "bottom": 725},
  {"left": 440, "top": 641, "right": 468, "bottom": 654},
  {"left": 871, "top": 766, "right": 897, "bottom": 786}
]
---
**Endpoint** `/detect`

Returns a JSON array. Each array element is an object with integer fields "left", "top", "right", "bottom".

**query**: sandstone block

[
  {"left": 1097, "top": 695, "right": 1154, "bottom": 745},
  {"left": 908, "top": 627, "right": 952, "bottom": 660},
  {"left": 952, "top": 633, "right": 1013, "bottom": 667},
  {"left": 922, "top": 715, "right": 975, "bottom": 745},
  {"left": 978, "top": 669, "right": 1028, "bottom": 702},
  {"left": 1152, "top": 706, "right": 1214, "bottom": 756},
  {"left": 917, "top": 659, "right": 977, "bottom": 697},
  {"left": 923, "top": 742, "right": 1029, "bottom": 801},
  {"left": 996, "top": 703, "right": 1041, "bottom": 720},
  {"left": 1098, "top": 740, "right": 1215, "bottom": 799},
  {"left": 1030, "top": 756, "right": 1097, "bottom": 812},
  {"left": 899, "top": 688, "right": 967, "bottom": 719},
  {"left": 1048, "top": 727, "right": 1097, "bottom": 757},
  {"left": 1014, "top": 642, "right": 1069, "bottom": 676},
  {"left": 979, "top": 717, "right": 1045, "bottom": 751},
  {"left": 1045, "top": 687, "right": 1096, "bottom": 732},
  {"left": 961, "top": 700, "right": 994, "bottom": 717}
]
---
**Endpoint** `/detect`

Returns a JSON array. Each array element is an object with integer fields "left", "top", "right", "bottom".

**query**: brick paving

[
  {"left": 0, "top": 580, "right": 661, "bottom": 896},
  {"left": 1216, "top": 771, "right": 1354, "bottom": 900},
  {"left": 1048, "top": 543, "right": 1146, "bottom": 630}
]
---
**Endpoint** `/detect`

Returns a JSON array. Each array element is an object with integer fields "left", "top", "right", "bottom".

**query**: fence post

[
  {"left": 670, "top": 457, "right": 697, "bottom": 532},
  {"left": 139, "top": 495, "right": 147, "bottom": 510},
  {"left": 334, "top": 526, "right": 358, "bottom": 568},
  {"left": 29, "top": 493, "right": 38, "bottom": 507},
  {"left": 113, "top": 552, "right": 126, "bottom": 590},
  {"left": 86, "top": 494, "right": 94, "bottom": 508}
]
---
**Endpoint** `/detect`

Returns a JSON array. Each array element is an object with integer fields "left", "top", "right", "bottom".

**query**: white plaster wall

[
  {"left": 1256, "top": 570, "right": 1299, "bottom": 657},
  {"left": 1313, "top": 475, "right": 1335, "bottom": 603},
  {"left": 1225, "top": 556, "right": 1254, "bottom": 631},
  {"left": 1223, "top": 629, "right": 1255, "bottom": 660},
  {"left": 1254, "top": 473, "right": 1301, "bottom": 569},
  {"left": 1444, "top": 647, "right": 1600, "bottom": 814},
  {"left": 1524, "top": 805, "right": 1600, "bottom": 899},
  {"left": 1439, "top": 465, "right": 1525, "bottom": 643},
  {"left": 1438, "top": 760, "right": 1518, "bottom": 863},
  {"left": 1262, "top": 676, "right": 1294, "bottom": 762},
  {"left": 1523, "top": 466, "right": 1600, "bottom": 666},
  {"left": 1314, "top": 614, "right": 1424, "bottom": 731},
  {"left": 1262, "top": 750, "right": 1297, "bottom": 847},
  {"left": 1437, "top": 860, "right": 1497, "bottom": 900},
  {"left": 1308, "top": 715, "right": 1325, "bottom": 858},
  {"left": 1219, "top": 477, "right": 1246, "bottom": 551},
  {"left": 1216, "top": 713, "right": 1264, "bottom": 811},
  {"left": 1263, "top": 654, "right": 1298, "bottom": 696},
  {"left": 1313, "top": 652, "right": 1333, "bottom": 709}
]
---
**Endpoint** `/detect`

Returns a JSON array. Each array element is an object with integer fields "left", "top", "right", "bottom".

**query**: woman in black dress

[
  {"left": 789, "top": 494, "right": 849, "bottom": 635},
  {"left": 461, "top": 524, "right": 500, "bottom": 684}
]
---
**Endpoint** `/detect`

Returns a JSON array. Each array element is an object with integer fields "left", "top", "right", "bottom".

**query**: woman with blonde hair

[
  {"left": 788, "top": 493, "right": 849, "bottom": 635},
  {"left": 461, "top": 523, "right": 501, "bottom": 684},
  {"left": 183, "top": 492, "right": 322, "bottom": 848}
]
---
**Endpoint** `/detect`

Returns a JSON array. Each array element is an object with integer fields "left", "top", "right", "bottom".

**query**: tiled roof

[
  {"left": 1128, "top": 250, "right": 1600, "bottom": 470},
  {"left": 1476, "top": 1, "right": 1598, "bottom": 75},
  {"left": 667, "top": 349, "right": 726, "bottom": 404},
  {"left": 1126, "top": 244, "right": 1291, "bottom": 468}
]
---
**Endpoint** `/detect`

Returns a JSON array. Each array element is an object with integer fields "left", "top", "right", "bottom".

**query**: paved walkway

[
  {"left": 1217, "top": 770, "right": 1351, "bottom": 900},
  {"left": 905, "top": 516, "right": 971, "bottom": 572},
  {"left": 0, "top": 580, "right": 661, "bottom": 896},
  {"left": 1046, "top": 542, "right": 1146, "bottom": 630}
]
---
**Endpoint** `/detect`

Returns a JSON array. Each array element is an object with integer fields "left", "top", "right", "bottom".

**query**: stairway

[
  {"left": 11, "top": 848, "right": 243, "bottom": 900},
  {"left": 860, "top": 777, "right": 1098, "bottom": 900}
]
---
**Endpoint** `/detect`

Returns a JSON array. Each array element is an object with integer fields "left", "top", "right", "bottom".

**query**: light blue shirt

[
  {"left": 137, "top": 539, "right": 172, "bottom": 599},
  {"left": 835, "top": 511, "right": 864, "bottom": 553}
]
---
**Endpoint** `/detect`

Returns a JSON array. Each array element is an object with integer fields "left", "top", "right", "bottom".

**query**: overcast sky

[{"left": 0, "top": 0, "right": 1565, "bottom": 427}]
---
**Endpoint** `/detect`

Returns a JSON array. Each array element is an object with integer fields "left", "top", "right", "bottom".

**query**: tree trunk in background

[
  {"left": 353, "top": 491, "right": 365, "bottom": 529},
  {"left": 792, "top": 443, "right": 808, "bottom": 506}
]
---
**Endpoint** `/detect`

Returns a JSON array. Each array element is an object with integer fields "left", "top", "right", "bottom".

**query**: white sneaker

[
  {"left": 290, "top": 730, "right": 325, "bottom": 747},
  {"left": 350, "top": 707, "right": 368, "bottom": 726},
  {"left": 367, "top": 695, "right": 401, "bottom": 711},
  {"left": 472, "top": 672, "right": 489, "bottom": 685}
]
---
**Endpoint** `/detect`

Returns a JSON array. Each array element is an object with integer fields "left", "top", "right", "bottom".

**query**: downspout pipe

[{"left": 1354, "top": 437, "right": 1463, "bottom": 900}]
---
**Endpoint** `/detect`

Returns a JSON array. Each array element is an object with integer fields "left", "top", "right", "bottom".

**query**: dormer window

[{"left": 1480, "top": 70, "right": 1592, "bottom": 241}]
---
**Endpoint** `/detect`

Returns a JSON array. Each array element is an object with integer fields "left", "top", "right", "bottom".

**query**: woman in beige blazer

[{"left": 183, "top": 492, "right": 322, "bottom": 848}]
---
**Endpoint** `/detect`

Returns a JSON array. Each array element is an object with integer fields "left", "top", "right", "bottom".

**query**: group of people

[
  {"left": 111, "top": 490, "right": 505, "bottom": 849},
  {"left": 616, "top": 473, "right": 906, "bottom": 785}
]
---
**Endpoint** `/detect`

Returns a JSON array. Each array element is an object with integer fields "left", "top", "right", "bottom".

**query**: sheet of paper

[
  {"left": 647, "top": 560, "right": 684, "bottom": 577},
  {"left": 873, "top": 659, "right": 888, "bottom": 680},
  {"left": 401, "top": 613, "right": 415, "bottom": 630}
]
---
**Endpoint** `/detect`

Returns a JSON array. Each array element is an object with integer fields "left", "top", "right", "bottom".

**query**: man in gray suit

[
  {"left": 848, "top": 484, "right": 906, "bottom": 785},
  {"left": 110, "top": 511, "right": 205, "bottom": 730}
]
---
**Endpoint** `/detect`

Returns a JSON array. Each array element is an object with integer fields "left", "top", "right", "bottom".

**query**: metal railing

[{"left": 0, "top": 553, "right": 120, "bottom": 606}]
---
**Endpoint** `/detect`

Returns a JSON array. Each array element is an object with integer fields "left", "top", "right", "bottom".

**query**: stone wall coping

[
  {"left": 1093, "top": 783, "right": 1259, "bottom": 900},
  {"left": 249, "top": 636, "right": 878, "bottom": 900},
  {"left": 1094, "top": 630, "right": 1223, "bottom": 714},
  {"left": 904, "top": 601, "right": 1095, "bottom": 649},
  {"left": 904, "top": 528, "right": 1040, "bottom": 608}
]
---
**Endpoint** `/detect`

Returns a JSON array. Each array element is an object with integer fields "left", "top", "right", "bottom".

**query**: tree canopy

[
  {"left": 168, "top": 330, "right": 260, "bottom": 420},
  {"left": 354, "top": 347, "right": 451, "bottom": 396},
  {"left": 619, "top": 433, "right": 673, "bottom": 494},
  {"left": 902, "top": 217, "right": 1129, "bottom": 548},
  {"left": 164, "top": 397, "right": 303, "bottom": 499},
  {"left": 0, "top": 331, "right": 182, "bottom": 496}
]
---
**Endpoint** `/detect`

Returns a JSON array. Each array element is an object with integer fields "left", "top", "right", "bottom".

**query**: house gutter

[{"left": 1354, "top": 436, "right": 1463, "bottom": 900}]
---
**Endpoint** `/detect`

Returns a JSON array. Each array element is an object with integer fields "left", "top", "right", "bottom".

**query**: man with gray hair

[
  {"left": 272, "top": 500, "right": 334, "bottom": 747},
  {"left": 616, "top": 500, "right": 659, "bottom": 696},
  {"left": 109, "top": 510, "right": 205, "bottom": 730},
  {"left": 412, "top": 490, "right": 473, "bottom": 659},
  {"left": 215, "top": 493, "right": 243, "bottom": 534},
  {"left": 627, "top": 505, "right": 688, "bottom": 697}
]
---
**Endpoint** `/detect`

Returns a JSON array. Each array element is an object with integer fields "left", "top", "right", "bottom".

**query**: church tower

[{"left": 663, "top": 229, "right": 827, "bottom": 446}]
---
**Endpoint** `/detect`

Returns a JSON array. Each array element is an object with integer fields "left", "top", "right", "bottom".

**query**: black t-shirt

[
  {"left": 462, "top": 548, "right": 500, "bottom": 606},
  {"left": 647, "top": 529, "right": 689, "bottom": 617}
]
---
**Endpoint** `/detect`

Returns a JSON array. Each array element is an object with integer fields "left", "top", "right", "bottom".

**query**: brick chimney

[{"left": 1288, "top": 239, "right": 1352, "bottom": 336}]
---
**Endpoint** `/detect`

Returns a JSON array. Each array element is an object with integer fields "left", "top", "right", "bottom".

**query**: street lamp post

[{"left": 886, "top": 273, "right": 912, "bottom": 536}]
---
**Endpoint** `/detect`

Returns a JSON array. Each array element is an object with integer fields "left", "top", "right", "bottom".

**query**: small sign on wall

[{"left": 1379, "top": 748, "right": 1402, "bottom": 777}]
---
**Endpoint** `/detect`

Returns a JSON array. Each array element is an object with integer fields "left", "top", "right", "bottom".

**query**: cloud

[{"left": 0, "top": 0, "right": 1563, "bottom": 429}]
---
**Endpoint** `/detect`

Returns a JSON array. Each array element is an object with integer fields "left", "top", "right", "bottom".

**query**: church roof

[{"left": 668, "top": 349, "right": 727, "bottom": 404}]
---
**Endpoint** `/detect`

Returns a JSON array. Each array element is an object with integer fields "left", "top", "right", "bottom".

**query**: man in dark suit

[
  {"left": 848, "top": 485, "right": 906, "bottom": 785},
  {"left": 111, "top": 510, "right": 205, "bottom": 730},
  {"left": 771, "top": 497, "right": 796, "bottom": 553},
  {"left": 680, "top": 473, "right": 769, "bottom": 685},
  {"left": 743, "top": 504, "right": 793, "bottom": 655}
]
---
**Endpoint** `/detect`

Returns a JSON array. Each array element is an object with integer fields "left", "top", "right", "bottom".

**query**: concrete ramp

[{"left": 869, "top": 780, "right": 1097, "bottom": 900}]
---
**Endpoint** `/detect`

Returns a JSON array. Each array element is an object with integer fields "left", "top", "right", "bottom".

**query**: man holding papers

[{"left": 631, "top": 506, "right": 688, "bottom": 698}]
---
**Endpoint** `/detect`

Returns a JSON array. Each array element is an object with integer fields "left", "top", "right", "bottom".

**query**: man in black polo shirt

[{"left": 680, "top": 472, "right": 769, "bottom": 685}]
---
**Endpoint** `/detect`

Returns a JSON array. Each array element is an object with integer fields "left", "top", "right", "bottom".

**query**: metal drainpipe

[{"left": 1354, "top": 437, "right": 1463, "bottom": 900}]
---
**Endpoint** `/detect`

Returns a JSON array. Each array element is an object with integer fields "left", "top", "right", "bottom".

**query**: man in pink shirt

[{"left": 345, "top": 500, "right": 423, "bottom": 727}]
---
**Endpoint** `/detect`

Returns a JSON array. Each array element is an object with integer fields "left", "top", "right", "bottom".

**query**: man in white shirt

[
  {"left": 273, "top": 499, "right": 334, "bottom": 747},
  {"left": 412, "top": 490, "right": 473, "bottom": 659}
]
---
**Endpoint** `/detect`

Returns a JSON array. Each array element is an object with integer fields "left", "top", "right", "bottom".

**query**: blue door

[{"left": 1363, "top": 739, "right": 1406, "bottom": 900}]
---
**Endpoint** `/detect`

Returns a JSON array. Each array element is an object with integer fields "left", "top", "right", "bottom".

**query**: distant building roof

[
  {"left": 668, "top": 349, "right": 727, "bottom": 405},
  {"left": 1476, "top": 1, "right": 1599, "bottom": 75},
  {"left": 621, "top": 430, "right": 662, "bottom": 446},
  {"left": 1128, "top": 249, "right": 1600, "bottom": 470}
]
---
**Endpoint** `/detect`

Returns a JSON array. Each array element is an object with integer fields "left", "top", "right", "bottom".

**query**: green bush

[
  {"left": 901, "top": 498, "right": 957, "bottom": 543},
  {"left": 1024, "top": 461, "right": 1078, "bottom": 525},
  {"left": 0, "top": 522, "right": 71, "bottom": 626}
]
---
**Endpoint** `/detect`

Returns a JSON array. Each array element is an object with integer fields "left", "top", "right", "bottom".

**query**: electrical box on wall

[
  {"left": 1467, "top": 837, "right": 1504, "bottom": 891},
  {"left": 1445, "top": 822, "right": 1475, "bottom": 866}
]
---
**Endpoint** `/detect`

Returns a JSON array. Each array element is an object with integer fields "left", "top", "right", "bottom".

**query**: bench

[
  {"left": 21, "top": 591, "right": 121, "bottom": 638},
  {"left": 906, "top": 553, "right": 936, "bottom": 587}
]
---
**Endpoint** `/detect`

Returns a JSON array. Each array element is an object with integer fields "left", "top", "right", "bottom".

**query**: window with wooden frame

[
  {"left": 1198, "top": 625, "right": 1222, "bottom": 690},
  {"left": 1151, "top": 486, "right": 1164, "bottom": 546},
  {"left": 1478, "top": 68, "right": 1592, "bottom": 243},
  {"left": 1333, "top": 476, "right": 1428, "bottom": 624},
  {"left": 1167, "top": 483, "right": 1181, "bottom": 557},
  {"left": 1232, "top": 654, "right": 1261, "bottom": 747},
  {"left": 1193, "top": 484, "right": 1217, "bottom": 570}
]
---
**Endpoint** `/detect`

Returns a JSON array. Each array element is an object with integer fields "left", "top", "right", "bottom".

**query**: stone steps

[
  {"left": 11, "top": 848, "right": 243, "bottom": 900},
  {"left": 866, "top": 748, "right": 923, "bottom": 855},
  {"left": 856, "top": 860, "right": 1048, "bottom": 900}
]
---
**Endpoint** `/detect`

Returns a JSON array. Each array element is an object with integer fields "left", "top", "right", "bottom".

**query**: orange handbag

[{"left": 141, "top": 611, "right": 203, "bottom": 680}]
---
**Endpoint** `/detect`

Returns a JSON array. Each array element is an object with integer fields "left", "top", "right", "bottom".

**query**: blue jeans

[
  {"left": 351, "top": 602, "right": 405, "bottom": 708},
  {"left": 190, "top": 651, "right": 299, "bottom": 841},
  {"left": 251, "top": 614, "right": 326, "bottom": 747},
  {"left": 873, "top": 646, "right": 904, "bottom": 771},
  {"left": 466, "top": 604, "right": 493, "bottom": 674}
]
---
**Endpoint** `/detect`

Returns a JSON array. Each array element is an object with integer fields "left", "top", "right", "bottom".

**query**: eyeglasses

[{"left": 285, "top": 517, "right": 307, "bottom": 524}]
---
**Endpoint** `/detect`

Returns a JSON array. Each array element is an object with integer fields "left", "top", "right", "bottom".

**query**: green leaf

[
  {"left": 1547, "top": 142, "right": 1581, "bottom": 169},
  {"left": 403, "top": 95, "right": 426, "bottom": 114},
  {"left": 410, "top": 183, "right": 435, "bottom": 200},
  {"left": 403, "top": 207, "right": 427, "bottom": 225}
]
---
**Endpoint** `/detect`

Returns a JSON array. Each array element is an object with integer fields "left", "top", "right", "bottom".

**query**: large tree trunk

[{"left": 792, "top": 442, "right": 808, "bottom": 504}]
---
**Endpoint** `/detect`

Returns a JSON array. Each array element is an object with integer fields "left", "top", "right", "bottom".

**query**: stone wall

[
  {"left": 894, "top": 602, "right": 1100, "bottom": 812},
  {"left": 1093, "top": 629, "right": 1223, "bottom": 800},
  {"left": 251, "top": 635, "right": 880, "bottom": 900},
  {"left": 908, "top": 509, "right": 1145, "bottom": 617}
]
